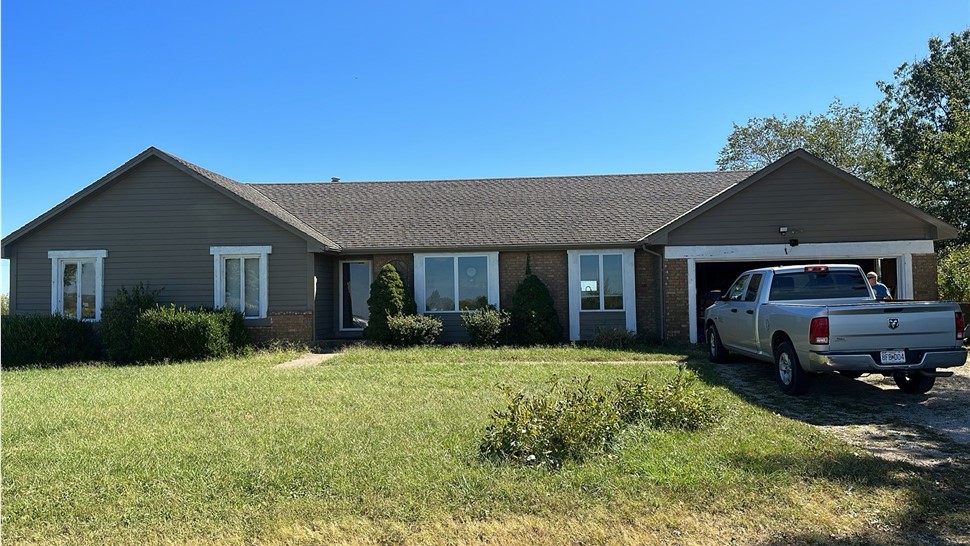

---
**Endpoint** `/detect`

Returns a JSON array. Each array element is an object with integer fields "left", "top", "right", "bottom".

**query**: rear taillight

[
  {"left": 810, "top": 317, "right": 830, "bottom": 345},
  {"left": 958, "top": 312, "right": 965, "bottom": 341}
]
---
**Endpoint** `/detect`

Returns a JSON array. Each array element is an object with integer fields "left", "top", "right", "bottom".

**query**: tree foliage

[
  {"left": 717, "top": 98, "right": 886, "bottom": 181},
  {"left": 876, "top": 29, "right": 970, "bottom": 247}
]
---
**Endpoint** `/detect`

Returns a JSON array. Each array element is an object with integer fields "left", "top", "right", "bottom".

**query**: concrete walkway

[{"left": 274, "top": 352, "right": 339, "bottom": 369}]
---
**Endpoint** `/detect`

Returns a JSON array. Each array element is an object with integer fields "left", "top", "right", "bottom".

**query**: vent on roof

[{"left": 331, "top": 177, "right": 340, "bottom": 183}]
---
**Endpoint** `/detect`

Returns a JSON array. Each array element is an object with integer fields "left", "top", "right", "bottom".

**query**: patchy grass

[{"left": 2, "top": 346, "right": 968, "bottom": 545}]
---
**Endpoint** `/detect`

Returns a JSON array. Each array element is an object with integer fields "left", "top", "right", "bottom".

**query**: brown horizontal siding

[
  {"left": 9, "top": 156, "right": 312, "bottom": 316},
  {"left": 668, "top": 161, "right": 932, "bottom": 246}
]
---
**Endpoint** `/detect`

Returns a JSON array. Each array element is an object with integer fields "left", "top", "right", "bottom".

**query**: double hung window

[
  {"left": 211, "top": 246, "right": 271, "bottom": 318},
  {"left": 48, "top": 250, "right": 106, "bottom": 321}
]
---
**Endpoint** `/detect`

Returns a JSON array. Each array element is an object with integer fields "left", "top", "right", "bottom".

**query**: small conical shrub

[
  {"left": 509, "top": 257, "right": 562, "bottom": 345},
  {"left": 364, "top": 263, "right": 407, "bottom": 344}
]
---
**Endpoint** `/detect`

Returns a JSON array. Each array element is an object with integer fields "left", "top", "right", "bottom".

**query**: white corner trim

[
  {"left": 48, "top": 250, "right": 107, "bottom": 321},
  {"left": 567, "top": 251, "right": 581, "bottom": 341},
  {"left": 414, "top": 252, "right": 499, "bottom": 313},
  {"left": 687, "top": 258, "right": 697, "bottom": 343},
  {"left": 210, "top": 246, "right": 272, "bottom": 318}
]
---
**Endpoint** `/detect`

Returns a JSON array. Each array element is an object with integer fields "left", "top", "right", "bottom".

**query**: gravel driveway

[{"left": 712, "top": 353, "right": 970, "bottom": 468}]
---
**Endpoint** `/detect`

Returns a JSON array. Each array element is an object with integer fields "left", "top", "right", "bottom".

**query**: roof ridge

[{"left": 249, "top": 169, "right": 758, "bottom": 187}]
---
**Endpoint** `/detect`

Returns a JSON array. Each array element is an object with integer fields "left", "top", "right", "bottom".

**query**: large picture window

[
  {"left": 49, "top": 250, "right": 106, "bottom": 321},
  {"left": 211, "top": 246, "right": 271, "bottom": 319},
  {"left": 415, "top": 253, "right": 499, "bottom": 313}
]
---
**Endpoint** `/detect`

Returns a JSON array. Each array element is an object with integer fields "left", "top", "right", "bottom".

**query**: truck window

[
  {"left": 769, "top": 270, "right": 872, "bottom": 300},
  {"left": 726, "top": 275, "right": 749, "bottom": 302},
  {"left": 744, "top": 273, "right": 763, "bottom": 302}
]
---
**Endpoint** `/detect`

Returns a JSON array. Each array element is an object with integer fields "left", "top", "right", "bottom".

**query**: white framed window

[
  {"left": 567, "top": 249, "right": 636, "bottom": 340},
  {"left": 49, "top": 250, "right": 107, "bottom": 321},
  {"left": 340, "top": 260, "right": 372, "bottom": 331},
  {"left": 414, "top": 252, "right": 499, "bottom": 313},
  {"left": 210, "top": 246, "right": 271, "bottom": 319}
]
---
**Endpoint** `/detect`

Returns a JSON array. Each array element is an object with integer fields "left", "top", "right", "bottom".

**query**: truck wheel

[
  {"left": 707, "top": 324, "right": 729, "bottom": 363},
  {"left": 775, "top": 341, "right": 809, "bottom": 395},
  {"left": 893, "top": 370, "right": 936, "bottom": 394}
]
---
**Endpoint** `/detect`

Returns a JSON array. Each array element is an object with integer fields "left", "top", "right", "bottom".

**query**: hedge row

[{"left": 1, "top": 300, "right": 250, "bottom": 369}]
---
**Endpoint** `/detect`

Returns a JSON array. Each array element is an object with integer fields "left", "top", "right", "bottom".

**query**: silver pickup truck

[{"left": 704, "top": 264, "right": 967, "bottom": 395}]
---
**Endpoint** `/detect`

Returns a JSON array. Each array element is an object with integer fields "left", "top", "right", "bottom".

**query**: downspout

[{"left": 640, "top": 244, "right": 665, "bottom": 341}]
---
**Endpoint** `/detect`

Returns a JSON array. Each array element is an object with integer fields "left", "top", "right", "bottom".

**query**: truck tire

[
  {"left": 775, "top": 341, "right": 809, "bottom": 395},
  {"left": 707, "top": 324, "right": 729, "bottom": 363},
  {"left": 893, "top": 370, "right": 936, "bottom": 394}
]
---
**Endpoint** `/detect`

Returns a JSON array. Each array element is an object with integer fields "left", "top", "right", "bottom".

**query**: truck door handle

[{"left": 746, "top": 310, "right": 754, "bottom": 314}]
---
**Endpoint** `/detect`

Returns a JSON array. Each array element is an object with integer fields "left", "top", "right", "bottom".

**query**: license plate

[{"left": 880, "top": 350, "right": 907, "bottom": 365}]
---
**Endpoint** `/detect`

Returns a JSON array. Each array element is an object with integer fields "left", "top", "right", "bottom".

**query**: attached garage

[{"left": 642, "top": 151, "right": 957, "bottom": 344}]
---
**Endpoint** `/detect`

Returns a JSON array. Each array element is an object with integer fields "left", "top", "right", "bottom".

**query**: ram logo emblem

[{"left": 888, "top": 318, "right": 899, "bottom": 330}]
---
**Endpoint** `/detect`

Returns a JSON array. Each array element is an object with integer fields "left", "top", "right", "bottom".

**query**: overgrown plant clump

[
  {"left": 131, "top": 305, "right": 249, "bottom": 363},
  {"left": 386, "top": 313, "right": 443, "bottom": 347},
  {"left": 509, "top": 257, "right": 562, "bottom": 345},
  {"left": 1, "top": 314, "right": 103, "bottom": 368},
  {"left": 461, "top": 306, "right": 510, "bottom": 347},
  {"left": 481, "top": 367, "right": 720, "bottom": 468},
  {"left": 99, "top": 283, "right": 162, "bottom": 364},
  {"left": 480, "top": 376, "right": 622, "bottom": 468}
]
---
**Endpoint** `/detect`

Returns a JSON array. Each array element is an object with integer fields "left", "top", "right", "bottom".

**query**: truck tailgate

[{"left": 827, "top": 303, "right": 958, "bottom": 350}]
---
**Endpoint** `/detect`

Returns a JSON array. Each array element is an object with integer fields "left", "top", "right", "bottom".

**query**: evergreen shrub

[
  {"left": 99, "top": 283, "right": 162, "bottom": 363},
  {"left": 131, "top": 306, "right": 249, "bottom": 363},
  {"left": 1, "top": 314, "right": 102, "bottom": 368},
  {"left": 461, "top": 306, "right": 510, "bottom": 347},
  {"left": 364, "top": 264, "right": 407, "bottom": 344},
  {"left": 509, "top": 258, "right": 562, "bottom": 345}
]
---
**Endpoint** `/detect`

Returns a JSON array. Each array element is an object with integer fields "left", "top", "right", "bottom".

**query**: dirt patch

[
  {"left": 274, "top": 353, "right": 339, "bottom": 369},
  {"left": 712, "top": 354, "right": 970, "bottom": 469}
]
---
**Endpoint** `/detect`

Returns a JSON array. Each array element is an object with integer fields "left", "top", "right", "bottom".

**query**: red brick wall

[
  {"left": 372, "top": 254, "right": 414, "bottom": 292},
  {"left": 499, "top": 251, "right": 569, "bottom": 339},
  {"left": 912, "top": 253, "right": 939, "bottom": 301},
  {"left": 635, "top": 249, "right": 661, "bottom": 340},
  {"left": 246, "top": 311, "right": 314, "bottom": 344},
  {"left": 663, "top": 258, "right": 690, "bottom": 342}
]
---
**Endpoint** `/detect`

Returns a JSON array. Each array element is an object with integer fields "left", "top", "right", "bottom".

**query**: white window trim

[
  {"left": 210, "top": 246, "right": 271, "bottom": 319},
  {"left": 339, "top": 259, "right": 372, "bottom": 331},
  {"left": 566, "top": 249, "right": 636, "bottom": 341},
  {"left": 414, "top": 252, "right": 500, "bottom": 313},
  {"left": 664, "top": 241, "right": 923, "bottom": 343},
  {"left": 48, "top": 250, "right": 107, "bottom": 321}
]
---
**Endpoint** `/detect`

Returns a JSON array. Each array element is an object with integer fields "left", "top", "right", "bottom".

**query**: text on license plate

[{"left": 880, "top": 350, "right": 907, "bottom": 365}]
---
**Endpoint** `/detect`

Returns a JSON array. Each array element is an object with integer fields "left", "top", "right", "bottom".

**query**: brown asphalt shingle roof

[{"left": 250, "top": 171, "right": 755, "bottom": 252}]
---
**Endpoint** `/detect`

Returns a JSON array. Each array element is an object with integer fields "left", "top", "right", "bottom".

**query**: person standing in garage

[{"left": 867, "top": 271, "right": 893, "bottom": 301}]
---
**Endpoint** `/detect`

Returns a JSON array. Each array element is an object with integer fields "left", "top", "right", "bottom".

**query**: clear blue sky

[{"left": 2, "top": 1, "right": 969, "bottom": 294}]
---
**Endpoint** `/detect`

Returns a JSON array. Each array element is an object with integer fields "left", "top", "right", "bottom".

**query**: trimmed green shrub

[
  {"left": 99, "top": 283, "right": 162, "bottom": 364},
  {"left": 461, "top": 307, "right": 510, "bottom": 347},
  {"left": 364, "top": 264, "right": 407, "bottom": 344},
  {"left": 1, "top": 314, "right": 102, "bottom": 368},
  {"left": 480, "top": 376, "right": 622, "bottom": 468},
  {"left": 589, "top": 326, "right": 636, "bottom": 350},
  {"left": 386, "top": 313, "right": 443, "bottom": 347},
  {"left": 131, "top": 306, "right": 249, "bottom": 363},
  {"left": 509, "top": 259, "right": 562, "bottom": 345}
]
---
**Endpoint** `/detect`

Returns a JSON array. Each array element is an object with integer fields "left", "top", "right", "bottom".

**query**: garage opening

[{"left": 695, "top": 258, "right": 898, "bottom": 341}]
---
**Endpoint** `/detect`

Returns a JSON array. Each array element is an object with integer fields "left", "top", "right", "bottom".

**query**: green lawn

[{"left": 2, "top": 346, "right": 967, "bottom": 545}]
